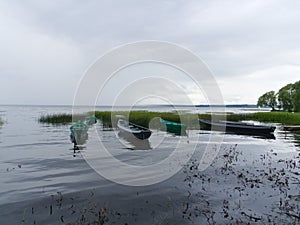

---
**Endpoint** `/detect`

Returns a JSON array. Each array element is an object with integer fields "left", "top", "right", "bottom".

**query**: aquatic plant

[
  {"left": 39, "top": 110, "right": 300, "bottom": 128},
  {"left": 13, "top": 143, "right": 300, "bottom": 224},
  {"left": 95, "top": 110, "right": 190, "bottom": 128},
  {"left": 39, "top": 114, "right": 72, "bottom": 124},
  {"left": 227, "top": 112, "right": 300, "bottom": 125},
  {"left": 38, "top": 113, "right": 88, "bottom": 125},
  {"left": 182, "top": 144, "right": 300, "bottom": 224},
  {"left": 0, "top": 118, "right": 3, "bottom": 126}
]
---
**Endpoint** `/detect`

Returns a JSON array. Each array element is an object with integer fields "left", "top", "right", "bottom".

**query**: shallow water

[{"left": 0, "top": 105, "right": 299, "bottom": 224}]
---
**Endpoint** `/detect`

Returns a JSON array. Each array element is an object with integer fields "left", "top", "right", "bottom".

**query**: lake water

[{"left": 0, "top": 105, "right": 299, "bottom": 224}]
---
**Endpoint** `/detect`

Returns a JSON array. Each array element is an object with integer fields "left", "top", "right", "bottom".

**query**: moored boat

[
  {"left": 117, "top": 119, "right": 152, "bottom": 140},
  {"left": 70, "top": 120, "right": 89, "bottom": 148},
  {"left": 85, "top": 115, "right": 97, "bottom": 125},
  {"left": 118, "top": 131, "right": 151, "bottom": 150},
  {"left": 160, "top": 118, "right": 187, "bottom": 135},
  {"left": 199, "top": 119, "right": 276, "bottom": 135}
]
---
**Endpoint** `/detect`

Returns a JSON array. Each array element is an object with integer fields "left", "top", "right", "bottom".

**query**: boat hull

[
  {"left": 160, "top": 118, "right": 187, "bottom": 136},
  {"left": 118, "top": 119, "right": 152, "bottom": 140},
  {"left": 70, "top": 121, "right": 89, "bottom": 145},
  {"left": 199, "top": 119, "right": 276, "bottom": 136},
  {"left": 118, "top": 131, "right": 151, "bottom": 150}
]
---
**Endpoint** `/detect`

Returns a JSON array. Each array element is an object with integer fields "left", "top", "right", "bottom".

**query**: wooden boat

[
  {"left": 160, "top": 118, "right": 187, "bottom": 135},
  {"left": 199, "top": 119, "right": 276, "bottom": 135},
  {"left": 85, "top": 115, "right": 97, "bottom": 125},
  {"left": 117, "top": 119, "right": 152, "bottom": 140},
  {"left": 70, "top": 121, "right": 89, "bottom": 148},
  {"left": 118, "top": 131, "right": 151, "bottom": 150}
]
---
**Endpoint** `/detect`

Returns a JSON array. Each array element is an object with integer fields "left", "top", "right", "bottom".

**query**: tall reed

[{"left": 38, "top": 111, "right": 300, "bottom": 126}]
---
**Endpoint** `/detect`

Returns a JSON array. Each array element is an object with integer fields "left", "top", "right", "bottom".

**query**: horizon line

[{"left": 0, "top": 103, "right": 260, "bottom": 107}]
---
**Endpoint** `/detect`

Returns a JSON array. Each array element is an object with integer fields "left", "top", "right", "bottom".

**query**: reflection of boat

[
  {"left": 118, "top": 131, "right": 151, "bottom": 150},
  {"left": 70, "top": 121, "right": 89, "bottom": 147},
  {"left": 117, "top": 119, "right": 152, "bottom": 140},
  {"left": 293, "top": 131, "right": 300, "bottom": 147},
  {"left": 283, "top": 125, "right": 300, "bottom": 131},
  {"left": 160, "top": 118, "right": 187, "bottom": 136},
  {"left": 199, "top": 119, "right": 276, "bottom": 136}
]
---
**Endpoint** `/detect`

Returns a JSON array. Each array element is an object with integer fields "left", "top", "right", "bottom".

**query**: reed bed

[
  {"left": 95, "top": 110, "right": 188, "bottom": 128},
  {"left": 227, "top": 112, "right": 300, "bottom": 125},
  {"left": 39, "top": 113, "right": 87, "bottom": 125},
  {"left": 39, "top": 111, "right": 198, "bottom": 127},
  {"left": 38, "top": 111, "right": 300, "bottom": 126}
]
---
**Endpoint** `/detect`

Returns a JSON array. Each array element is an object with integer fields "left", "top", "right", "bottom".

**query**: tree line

[{"left": 257, "top": 80, "right": 300, "bottom": 112}]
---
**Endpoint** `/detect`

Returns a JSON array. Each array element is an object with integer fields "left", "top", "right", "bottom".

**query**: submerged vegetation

[
  {"left": 17, "top": 145, "right": 300, "bottom": 224},
  {"left": 38, "top": 110, "right": 300, "bottom": 126}
]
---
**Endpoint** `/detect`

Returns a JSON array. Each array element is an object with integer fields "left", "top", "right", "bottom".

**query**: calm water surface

[{"left": 0, "top": 105, "right": 299, "bottom": 224}]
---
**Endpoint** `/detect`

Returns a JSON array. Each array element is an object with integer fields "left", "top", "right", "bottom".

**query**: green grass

[
  {"left": 39, "top": 113, "right": 87, "bottom": 125},
  {"left": 39, "top": 111, "right": 199, "bottom": 127},
  {"left": 227, "top": 112, "right": 300, "bottom": 125},
  {"left": 38, "top": 111, "right": 300, "bottom": 126},
  {"left": 94, "top": 110, "right": 188, "bottom": 128}
]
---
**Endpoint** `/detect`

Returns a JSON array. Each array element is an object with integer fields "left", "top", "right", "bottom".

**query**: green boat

[
  {"left": 160, "top": 118, "right": 187, "bottom": 136},
  {"left": 85, "top": 115, "right": 97, "bottom": 125},
  {"left": 70, "top": 120, "right": 89, "bottom": 147}
]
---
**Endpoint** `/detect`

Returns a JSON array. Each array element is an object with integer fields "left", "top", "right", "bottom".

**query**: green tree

[
  {"left": 257, "top": 91, "right": 277, "bottom": 110},
  {"left": 292, "top": 81, "right": 300, "bottom": 112},
  {"left": 278, "top": 83, "right": 294, "bottom": 112}
]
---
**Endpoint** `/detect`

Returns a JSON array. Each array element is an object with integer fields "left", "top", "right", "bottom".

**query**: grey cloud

[{"left": 1, "top": 0, "right": 300, "bottom": 104}]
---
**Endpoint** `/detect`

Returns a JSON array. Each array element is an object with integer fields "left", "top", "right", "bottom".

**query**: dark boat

[
  {"left": 117, "top": 119, "right": 152, "bottom": 140},
  {"left": 160, "top": 118, "right": 187, "bottom": 136},
  {"left": 118, "top": 131, "right": 151, "bottom": 150},
  {"left": 199, "top": 119, "right": 276, "bottom": 136}
]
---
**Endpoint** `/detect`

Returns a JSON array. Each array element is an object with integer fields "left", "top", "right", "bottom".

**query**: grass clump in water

[
  {"left": 39, "top": 114, "right": 88, "bottom": 125},
  {"left": 39, "top": 114, "right": 73, "bottom": 124}
]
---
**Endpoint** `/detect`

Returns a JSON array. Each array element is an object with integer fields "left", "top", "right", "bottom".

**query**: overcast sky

[{"left": 1, "top": 0, "right": 300, "bottom": 105}]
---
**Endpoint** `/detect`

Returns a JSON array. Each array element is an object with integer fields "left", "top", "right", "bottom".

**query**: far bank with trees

[{"left": 257, "top": 80, "right": 300, "bottom": 112}]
